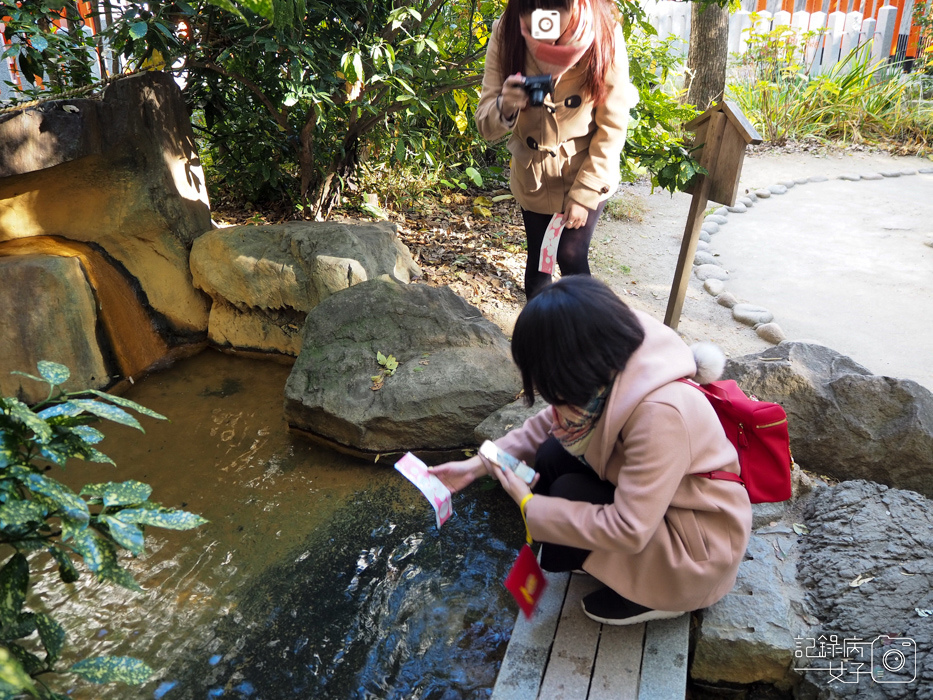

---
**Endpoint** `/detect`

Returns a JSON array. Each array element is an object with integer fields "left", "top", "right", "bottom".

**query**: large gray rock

[
  {"left": 723, "top": 342, "right": 933, "bottom": 497},
  {"left": 0, "top": 72, "right": 211, "bottom": 338},
  {"left": 284, "top": 279, "right": 520, "bottom": 458},
  {"left": 474, "top": 399, "right": 543, "bottom": 443},
  {"left": 795, "top": 481, "right": 933, "bottom": 698},
  {"left": 692, "top": 526, "right": 812, "bottom": 689},
  {"left": 0, "top": 255, "right": 108, "bottom": 403},
  {"left": 191, "top": 221, "right": 421, "bottom": 356}
]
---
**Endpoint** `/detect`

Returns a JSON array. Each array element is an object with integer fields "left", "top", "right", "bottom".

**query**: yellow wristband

[
  {"left": 519, "top": 493, "right": 534, "bottom": 545},
  {"left": 519, "top": 493, "right": 534, "bottom": 517}
]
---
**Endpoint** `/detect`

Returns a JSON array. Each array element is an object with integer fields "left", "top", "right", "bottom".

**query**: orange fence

[{"left": 751, "top": 0, "right": 925, "bottom": 59}]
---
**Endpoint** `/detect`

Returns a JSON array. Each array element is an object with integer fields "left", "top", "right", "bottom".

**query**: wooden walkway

[{"left": 491, "top": 571, "right": 690, "bottom": 700}]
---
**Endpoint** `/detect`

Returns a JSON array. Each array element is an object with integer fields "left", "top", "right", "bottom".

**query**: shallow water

[{"left": 34, "top": 350, "right": 525, "bottom": 699}]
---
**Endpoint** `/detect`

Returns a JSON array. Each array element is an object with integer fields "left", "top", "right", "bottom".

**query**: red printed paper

[
  {"left": 537, "top": 213, "right": 564, "bottom": 274},
  {"left": 504, "top": 544, "right": 547, "bottom": 618}
]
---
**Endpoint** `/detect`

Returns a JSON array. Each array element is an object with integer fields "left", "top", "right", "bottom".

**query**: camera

[
  {"left": 523, "top": 74, "right": 555, "bottom": 107},
  {"left": 870, "top": 636, "right": 917, "bottom": 683},
  {"left": 531, "top": 9, "right": 561, "bottom": 40}
]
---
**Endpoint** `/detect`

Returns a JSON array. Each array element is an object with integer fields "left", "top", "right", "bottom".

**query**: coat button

[
  {"left": 564, "top": 95, "right": 583, "bottom": 108},
  {"left": 526, "top": 136, "right": 538, "bottom": 150},
  {"left": 600, "top": 186, "right": 610, "bottom": 193}
]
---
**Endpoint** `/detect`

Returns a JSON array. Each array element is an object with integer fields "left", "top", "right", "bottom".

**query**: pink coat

[{"left": 493, "top": 311, "right": 752, "bottom": 611}]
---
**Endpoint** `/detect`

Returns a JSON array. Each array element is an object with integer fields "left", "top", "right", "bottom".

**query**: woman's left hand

[
  {"left": 562, "top": 200, "right": 590, "bottom": 230},
  {"left": 491, "top": 461, "right": 539, "bottom": 506}
]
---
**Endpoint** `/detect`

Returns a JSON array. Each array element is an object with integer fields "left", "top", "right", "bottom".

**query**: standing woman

[{"left": 474, "top": 0, "right": 637, "bottom": 299}]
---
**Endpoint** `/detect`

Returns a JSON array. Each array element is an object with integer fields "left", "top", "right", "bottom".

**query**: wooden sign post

[{"left": 664, "top": 101, "right": 762, "bottom": 330}]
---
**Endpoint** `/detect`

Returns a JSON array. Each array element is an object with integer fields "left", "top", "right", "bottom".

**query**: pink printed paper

[
  {"left": 537, "top": 213, "right": 564, "bottom": 274},
  {"left": 394, "top": 452, "right": 453, "bottom": 529}
]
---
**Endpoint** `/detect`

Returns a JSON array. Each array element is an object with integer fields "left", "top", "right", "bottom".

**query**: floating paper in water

[{"left": 394, "top": 452, "right": 453, "bottom": 529}]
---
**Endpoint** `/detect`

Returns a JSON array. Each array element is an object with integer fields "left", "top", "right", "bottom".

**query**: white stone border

[{"left": 692, "top": 165, "right": 933, "bottom": 344}]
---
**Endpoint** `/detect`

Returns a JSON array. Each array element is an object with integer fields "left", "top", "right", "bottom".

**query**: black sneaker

[{"left": 581, "top": 586, "right": 685, "bottom": 626}]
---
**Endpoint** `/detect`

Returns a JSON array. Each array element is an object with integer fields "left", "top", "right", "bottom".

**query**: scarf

[
  {"left": 550, "top": 385, "right": 610, "bottom": 460},
  {"left": 519, "top": 0, "right": 596, "bottom": 78}
]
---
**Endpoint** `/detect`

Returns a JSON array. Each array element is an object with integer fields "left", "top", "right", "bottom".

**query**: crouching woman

[{"left": 430, "top": 276, "right": 752, "bottom": 624}]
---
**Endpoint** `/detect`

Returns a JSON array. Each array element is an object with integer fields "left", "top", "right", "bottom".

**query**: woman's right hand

[
  {"left": 498, "top": 73, "right": 529, "bottom": 117},
  {"left": 428, "top": 455, "right": 487, "bottom": 494}
]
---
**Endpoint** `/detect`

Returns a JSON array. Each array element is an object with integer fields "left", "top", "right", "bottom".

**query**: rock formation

[
  {"left": 0, "top": 71, "right": 212, "bottom": 393},
  {"left": 190, "top": 221, "right": 421, "bottom": 356},
  {"left": 284, "top": 278, "right": 520, "bottom": 459},
  {"left": 723, "top": 342, "right": 933, "bottom": 498}
]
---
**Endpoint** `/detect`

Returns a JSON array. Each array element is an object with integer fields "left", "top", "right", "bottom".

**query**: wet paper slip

[{"left": 394, "top": 452, "right": 453, "bottom": 529}]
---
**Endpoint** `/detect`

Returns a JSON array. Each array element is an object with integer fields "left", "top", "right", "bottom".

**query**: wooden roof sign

[
  {"left": 664, "top": 101, "right": 762, "bottom": 330},
  {"left": 684, "top": 101, "right": 762, "bottom": 208}
]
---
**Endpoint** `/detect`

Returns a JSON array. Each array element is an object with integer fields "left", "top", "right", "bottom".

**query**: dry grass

[{"left": 605, "top": 191, "right": 649, "bottom": 223}]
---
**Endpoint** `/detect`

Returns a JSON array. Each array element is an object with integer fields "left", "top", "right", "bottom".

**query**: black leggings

[
  {"left": 531, "top": 436, "right": 615, "bottom": 572},
  {"left": 521, "top": 200, "right": 607, "bottom": 300}
]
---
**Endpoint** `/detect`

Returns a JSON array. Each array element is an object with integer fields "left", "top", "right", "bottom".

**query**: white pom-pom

[{"left": 690, "top": 342, "right": 726, "bottom": 385}]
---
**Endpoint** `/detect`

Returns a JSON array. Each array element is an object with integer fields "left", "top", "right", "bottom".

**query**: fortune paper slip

[
  {"left": 537, "top": 213, "right": 565, "bottom": 274},
  {"left": 394, "top": 452, "right": 453, "bottom": 529}
]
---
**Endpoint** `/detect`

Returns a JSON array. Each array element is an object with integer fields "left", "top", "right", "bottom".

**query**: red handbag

[{"left": 680, "top": 379, "right": 793, "bottom": 503}]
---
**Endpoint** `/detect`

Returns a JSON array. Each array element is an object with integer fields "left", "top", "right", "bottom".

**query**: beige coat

[
  {"left": 492, "top": 311, "right": 753, "bottom": 612},
  {"left": 474, "top": 18, "right": 635, "bottom": 215}
]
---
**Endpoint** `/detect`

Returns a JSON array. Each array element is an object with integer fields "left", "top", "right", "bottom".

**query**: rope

[{"left": 0, "top": 67, "right": 162, "bottom": 116}]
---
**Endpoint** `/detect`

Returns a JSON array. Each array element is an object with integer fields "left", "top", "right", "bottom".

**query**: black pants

[
  {"left": 521, "top": 200, "right": 607, "bottom": 300},
  {"left": 531, "top": 436, "right": 615, "bottom": 572}
]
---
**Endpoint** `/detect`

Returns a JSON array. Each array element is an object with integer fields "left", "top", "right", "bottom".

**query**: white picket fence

[{"left": 642, "top": 0, "right": 910, "bottom": 75}]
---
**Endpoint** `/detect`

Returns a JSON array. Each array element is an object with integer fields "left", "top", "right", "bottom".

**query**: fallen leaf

[
  {"left": 63, "top": 105, "right": 79, "bottom": 113},
  {"left": 916, "top": 608, "right": 933, "bottom": 617},
  {"left": 849, "top": 573, "right": 874, "bottom": 587},
  {"left": 792, "top": 523, "right": 810, "bottom": 535}
]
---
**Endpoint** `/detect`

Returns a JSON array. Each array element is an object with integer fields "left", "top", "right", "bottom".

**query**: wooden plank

[
  {"left": 491, "top": 570, "right": 570, "bottom": 700},
  {"left": 537, "top": 574, "right": 603, "bottom": 699},
  {"left": 637, "top": 614, "right": 690, "bottom": 700},
  {"left": 589, "top": 622, "right": 646, "bottom": 700}
]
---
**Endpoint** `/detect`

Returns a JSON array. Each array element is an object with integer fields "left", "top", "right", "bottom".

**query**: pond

[{"left": 34, "top": 350, "right": 526, "bottom": 699}]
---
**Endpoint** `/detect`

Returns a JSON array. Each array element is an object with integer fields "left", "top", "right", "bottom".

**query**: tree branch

[{"left": 187, "top": 61, "right": 292, "bottom": 135}]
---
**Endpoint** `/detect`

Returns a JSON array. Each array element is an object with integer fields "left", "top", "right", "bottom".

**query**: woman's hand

[
  {"left": 498, "top": 73, "right": 529, "bottom": 118},
  {"left": 562, "top": 200, "right": 590, "bottom": 230},
  {"left": 428, "top": 455, "right": 486, "bottom": 494},
  {"left": 491, "top": 460, "right": 539, "bottom": 506}
]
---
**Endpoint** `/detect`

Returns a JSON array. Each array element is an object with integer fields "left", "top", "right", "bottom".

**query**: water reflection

[{"left": 33, "top": 350, "right": 524, "bottom": 698}]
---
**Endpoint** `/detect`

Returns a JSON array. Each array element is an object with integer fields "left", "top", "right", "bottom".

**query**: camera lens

[
  {"left": 538, "top": 17, "right": 553, "bottom": 32},
  {"left": 882, "top": 649, "right": 907, "bottom": 672}
]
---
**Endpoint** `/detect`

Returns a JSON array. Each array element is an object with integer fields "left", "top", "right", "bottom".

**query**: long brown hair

[{"left": 497, "top": 0, "right": 620, "bottom": 105}]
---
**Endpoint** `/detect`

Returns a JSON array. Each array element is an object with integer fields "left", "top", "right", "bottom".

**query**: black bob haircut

[{"left": 511, "top": 276, "right": 645, "bottom": 407}]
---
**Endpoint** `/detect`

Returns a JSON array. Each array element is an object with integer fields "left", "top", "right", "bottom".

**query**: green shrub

[
  {"left": 728, "top": 18, "right": 933, "bottom": 150},
  {"left": 0, "top": 362, "right": 206, "bottom": 698}
]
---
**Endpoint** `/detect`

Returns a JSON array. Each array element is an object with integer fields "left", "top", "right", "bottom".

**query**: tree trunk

[
  {"left": 685, "top": 2, "right": 730, "bottom": 111},
  {"left": 309, "top": 139, "right": 361, "bottom": 221}
]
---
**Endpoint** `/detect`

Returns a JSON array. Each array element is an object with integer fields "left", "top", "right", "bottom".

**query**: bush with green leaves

[
  {"left": 727, "top": 18, "right": 933, "bottom": 150},
  {"left": 0, "top": 0, "right": 704, "bottom": 218},
  {"left": 0, "top": 361, "right": 206, "bottom": 698}
]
